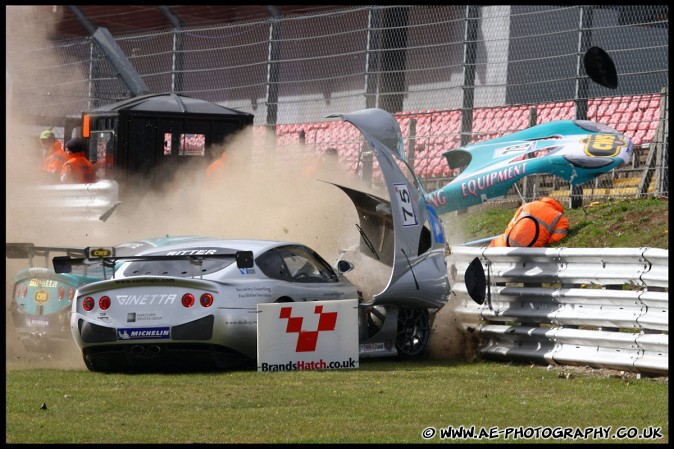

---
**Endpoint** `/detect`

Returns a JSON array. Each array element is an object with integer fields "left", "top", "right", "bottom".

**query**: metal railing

[
  {"left": 445, "top": 245, "right": 668, "bottom": 375},
  {"left": 9, "top": 180, "right": 120, "bottom": 222}
]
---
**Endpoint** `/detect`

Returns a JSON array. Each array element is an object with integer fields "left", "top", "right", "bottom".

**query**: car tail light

[
  {"left": 182, "top": 293, "right": 195, "bottom": 308},
  {"left": 83, "top": 297, "right": 95, "bottom": 311},
  {"left": 99, "top": 296, "right": 111, "bottom": 310},
  {"left": 200, "top": 293, "right": 213, "bottom": 307},
  {"left": 68, "top": 288, "right": 75, "bottom": 301},
  {"left": 22, "top": 285, "right": 28, "bottom": 298},
  {"left": 58, "top": 287, "right": 65, "bottom": 300},
  {"left": 15, "top": 285, "right": 21, "bottom": 299}
]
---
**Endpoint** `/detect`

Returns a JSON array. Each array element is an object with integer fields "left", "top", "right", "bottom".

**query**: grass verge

[
  {"left": 446, "top": 197, "right": 669, "bottom": 249},
  {"left": 6, "top": 359, "right": 668, "bottom": 444}
]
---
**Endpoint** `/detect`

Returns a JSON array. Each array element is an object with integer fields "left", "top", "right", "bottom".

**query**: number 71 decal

[{"left": 394, "top": 183, "right": 418, "bottom": 227}]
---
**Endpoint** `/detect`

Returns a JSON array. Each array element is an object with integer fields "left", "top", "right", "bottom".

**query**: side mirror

[
  {"left": 53, "top": 256, "right": 73, "bottom": 274},
  {"left": 235, "top": 251, "right": 255, "bottom": 269},
  {"left": 337, "top": 260, "right": 354, "bottom": 273}
]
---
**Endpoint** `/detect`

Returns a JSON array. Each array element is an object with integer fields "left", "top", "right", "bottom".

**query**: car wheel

[{"left": 395, "top": 307, "right": 430, "bottom": 359}]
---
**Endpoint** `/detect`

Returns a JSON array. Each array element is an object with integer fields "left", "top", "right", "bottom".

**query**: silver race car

[
  {"left": 6, "top": 236, "right": 208, "bottom": 353},
  {"left": 57, "top": 108, "right": 451, "bottom": 372}
]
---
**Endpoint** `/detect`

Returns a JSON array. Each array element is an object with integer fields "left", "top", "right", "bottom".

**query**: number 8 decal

[{"left": 394, "top": 183, "right": 418, "bottom": 227}]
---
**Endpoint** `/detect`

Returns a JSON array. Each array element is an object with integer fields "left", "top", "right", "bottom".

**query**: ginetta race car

[
  {"left": 57, "top": 108, "right": 451, "bottom": 372},
  {"left": 5, "top": 237, "right": 208, "bottom": 353},
  {"left": 427, "top": 120, "right": 633, "bottom": 214}
]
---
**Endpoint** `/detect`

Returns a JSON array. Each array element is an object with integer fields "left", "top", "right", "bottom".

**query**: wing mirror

[
  {"left": 337, "top": 260, "right": 354, "bottom": 273},
  {"left": 464, "top": 257, "right": 487, "bottom": 305},
  {"left": 235, "top": 251, "right": 254, "bottom": 269}
]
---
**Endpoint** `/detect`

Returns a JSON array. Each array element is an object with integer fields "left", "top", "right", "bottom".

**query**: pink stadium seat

[
  {"left": 608, "top": 112, "right": 622, "bottom": 125},
  {"left": 631, "top": 130, "right": 644, "bottom": 146},
  {"left": 643, "top": 108, "right": 656, "bottom": 121},
  {"left": 595, "top": 102, "right": 608, "bottom": 118},
  {"left": 604, "top": 103, "right": 618, "bottom": 119}
]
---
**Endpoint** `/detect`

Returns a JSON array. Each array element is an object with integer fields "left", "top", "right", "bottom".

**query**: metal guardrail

[
  {"left": 446, "top": 245, "right": 668, "bottom": 375},
  {"left": 12, "top": 180, "right": 120, "bottom": 222}
]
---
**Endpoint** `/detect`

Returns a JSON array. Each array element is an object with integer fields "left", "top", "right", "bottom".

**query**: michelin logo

[{"left": 117, "top": 327, "right": 170, "bottom": 340}]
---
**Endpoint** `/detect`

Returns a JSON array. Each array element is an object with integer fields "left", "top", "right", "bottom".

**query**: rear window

[{"left": 122, "top": 248, "right": 237, "bottom": 277}]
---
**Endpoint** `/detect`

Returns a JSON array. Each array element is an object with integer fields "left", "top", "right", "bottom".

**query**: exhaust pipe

[
  {"left": 130, "top": 345, "right": 145, "bottom": 354},
  {"left": 31, "top": 332, "right": 46, "bottom": 345},
  {"left": 147, "top": 345, "right": 162, "bottom": 355}
]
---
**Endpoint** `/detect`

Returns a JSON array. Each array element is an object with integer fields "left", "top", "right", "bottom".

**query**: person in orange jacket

[
  {"left": 206, "top": 148, "right": 228, "bottom": 183},
  {"left": 60, "top": 138, "right": 96, "bottom": 184},
  {"left": 40, "top": 130, "right": 68, "bottom": 180},
  {"left": 490, "top": 197, "right": 570, "bottom": 248}
]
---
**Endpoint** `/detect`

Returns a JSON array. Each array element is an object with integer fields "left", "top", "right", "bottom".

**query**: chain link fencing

[{"left": 7, "top": 5, "right": 669, "bottom": 203}]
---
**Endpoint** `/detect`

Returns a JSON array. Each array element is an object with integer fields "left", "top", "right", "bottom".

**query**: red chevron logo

[{"left": 279, "top": 305, "right": 338, "bottom": 352}]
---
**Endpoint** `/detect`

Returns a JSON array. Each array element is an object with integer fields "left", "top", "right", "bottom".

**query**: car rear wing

[
  {"left": 6, "top": 243, "right": 86, "bottom": 267},
  {"left": 52, "top": 247, "right": 255, "bottom": 278}
]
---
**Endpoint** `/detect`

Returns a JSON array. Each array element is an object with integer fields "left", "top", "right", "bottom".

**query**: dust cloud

[{"left": 6, "top": 6, "right": 473, "bottom": 370}]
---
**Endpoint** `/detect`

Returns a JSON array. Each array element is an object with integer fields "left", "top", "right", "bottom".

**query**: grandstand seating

[{"left": 261, "top": 93, "right": 663, "bottom": 182}]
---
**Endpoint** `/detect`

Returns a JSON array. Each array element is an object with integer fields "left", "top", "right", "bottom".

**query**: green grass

[
  {"left": 446, "top": 197, "right": 669, "bottom": 249},
  {"left": 6, "top": 197, "right": 669, "bottom": 443},
  {"left": 5, "top": 360, "right": 668, "bottom": 444}
]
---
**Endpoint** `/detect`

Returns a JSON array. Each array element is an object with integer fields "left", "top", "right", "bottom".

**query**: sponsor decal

[
  {"left": 164, "top": 249, "right": 218, "bottom": 256},
  {"left": 461, "top": 162, "right": 527, "bottom": 198},
  {"left": 34, "top": 289, "right": 49, "bottom": 305},
  {"left": 359, "top": 342, "right": 391, "bottom": 354},
  {"left": 117, "top": 327, "right": 170, "bottom": 340},
  {"left": 581, "top": 134, "right": 627, "bottom": 158},
  {"left": 239, "top": 267, "right": 256, "bottom": 275},
  {"left": 236, "top": 286, "right": 271, "bottom": 299},
  {"left": 29, "top": 279, "right": 58, "bottom": 288},
  {"left": 493, "top": 142, "right": 534, "bottom": 158},
  {"left": 127, "top": 312, "right": 163, "bottom": 322},
  {"left": 428, "top": 191, "right": 446, "bottom": 208},
  {"left": 115, "top": 293, "right": 177, "bottom": 306},
  {"left": 27, "top": 317, "right": 49, "bottom": 327},
  {"left": 89, "top": 247, "right": 114, "bottom": 258}
]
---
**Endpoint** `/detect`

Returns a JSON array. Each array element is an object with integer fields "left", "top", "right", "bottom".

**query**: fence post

[
  {"left": 460, "top": 5, "right": 479, "bottom": 147},
  {"left": 406, "top": 118, "right": 416, "bottom": 171},
  {"left": 574, "top": 5, "right": 594, "bottom": 120}
]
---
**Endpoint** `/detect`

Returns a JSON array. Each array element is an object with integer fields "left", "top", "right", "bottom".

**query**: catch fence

[{"left": 8, "top": 5, "right": 668, "bottom": 203}]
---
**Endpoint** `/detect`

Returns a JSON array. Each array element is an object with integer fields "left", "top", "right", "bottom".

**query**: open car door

[{"left": 326, "top": 108, "right": 450, "bottom": 310}]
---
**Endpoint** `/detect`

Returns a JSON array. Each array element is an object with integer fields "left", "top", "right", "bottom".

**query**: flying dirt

[{"left": 6, "top": 6, "right": 476, "bottom": 370}]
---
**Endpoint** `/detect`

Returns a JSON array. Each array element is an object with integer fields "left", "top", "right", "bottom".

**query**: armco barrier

[
  {"left": 447, "top": 246, "right": 668, "bottom": 375},
  {"left": 15, "top": 180, "right": 120, "bottom": 222}
]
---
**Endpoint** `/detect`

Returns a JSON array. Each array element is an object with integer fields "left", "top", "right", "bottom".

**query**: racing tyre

[{"left": 395, "top": 307, "right": 430, "bottom": 359}]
